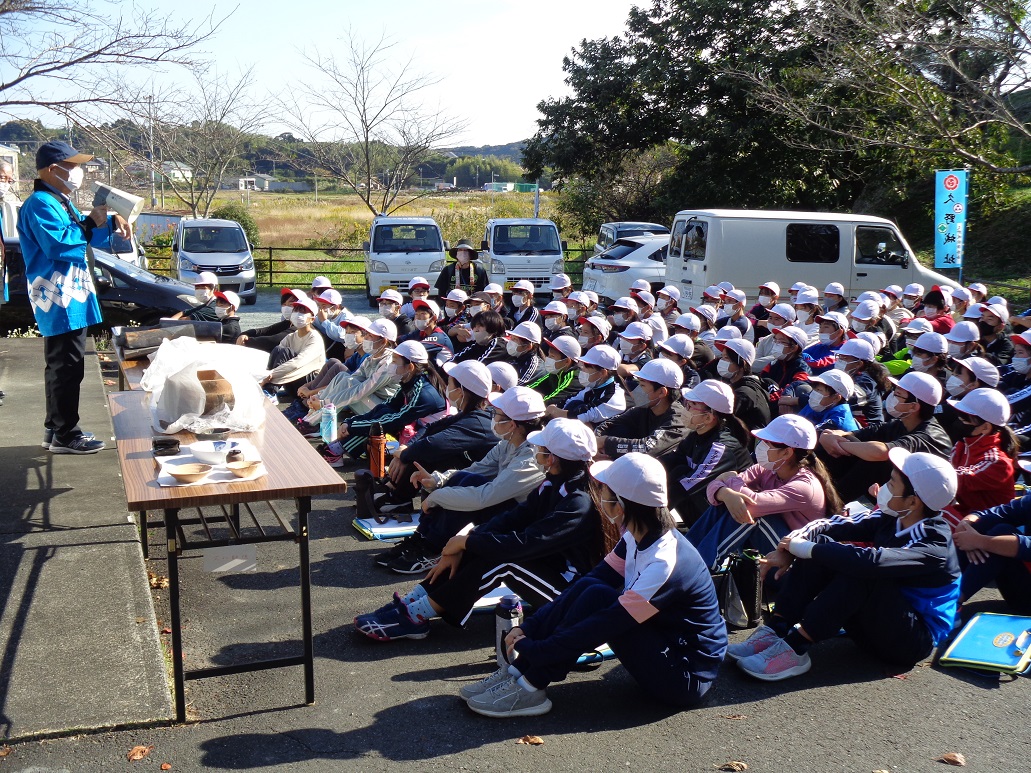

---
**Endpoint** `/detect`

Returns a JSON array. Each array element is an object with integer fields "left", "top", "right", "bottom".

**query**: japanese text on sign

[{"left": 935, "top": 170, "right": 967, "bottom": 269}]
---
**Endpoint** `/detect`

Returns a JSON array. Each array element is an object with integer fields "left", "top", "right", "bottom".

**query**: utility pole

[{"left": 147, "top": 95, "right": 157, "bottom": 209}]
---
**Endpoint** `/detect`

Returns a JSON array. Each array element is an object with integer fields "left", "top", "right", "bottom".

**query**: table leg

[
  {"left": 140, "top": 510, "right": 149, "bottom": 559},
  {"left": 165, "top": 508, "right": 186, "bottom": 723},
  {"left": 230, "top": 503, "right": 241, "bottom": 534},
  {"left": 297, "top": 496, "right": 315, "bottom": 705}
]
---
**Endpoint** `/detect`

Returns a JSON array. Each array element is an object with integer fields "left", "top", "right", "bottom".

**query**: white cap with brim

[
  {"left": 512, "top": 280, "right": 536, "bottom": 294},
  {"left": 658, "top": 285, "right": 682, "bottom": 302},
  {"left": 488, "top": 385, "right": 546, "bottom": 421},
  {"left": 619, "top": 321, "right": 653, "bottom": 341},
  {"left": 953, "top": 357, "right": 999, "bottom": 387},
  {"left": 682, "top": 379, "right": 734, "bottom": 414},
  {"left": 393, "top": 339, "right": 429, "bottom": 364},
  {"left": 508, "top": 321, "right": 543, "bottom": 345},
  {"left": 673, "top": 313, "right": 701, "bottom": 332},
  {"left": 815, "top": 311, "right": 849, "bottom": 330},
  {"left": 752, "top": 414, "right": 818, "bottom": 450},
  {"left": 543, "top": 300, "right": 568, "bottom": 316},
  {"left": 545, "top": 335, "right": 582, "bottom": 361},
  {"left": 635, "top": 358, "right": 684, "bottom": 389},
  {"left": 720, "top": 337, "right": 755, "bottom": 365},
  {"left": 658, "top": 334, "right": 695, "bottom": 360},
  {"left": 195, "top": 271, "right": 219, "bottom": 287},
  {"left": 913, "top": 332, "right": 948, "bottom": 355},
  {"left": 409, "top": 276, "right": 431, "bottom": 290},
  {"left": 810, "top": 369, "right": 855, "bottom": 400},
  {"left": 441, "top": 360, "right": 493, "bottom": 398},
  {"left": 377, "top": 289, "right": 403, "bottom": 304},
  {"left": 769, "top": 303, "right": 797, "bottom": 323},
  {"left": 945, "top": 321, "right": 980, "bottom": 343},
  {"left": 213, "top": 290, "right": 240, "bottom": 310},
  {"left": 824, "top": 282, "right": 845, "bottom": 296},
  {"left": 948, "top": 387, "right": 1011, "bottom": 426},
  {"left": 837, "top": 338, "right": 875, "bottom": 362},
  {"left": 316, "top": 288, "right": 343, "bottom": 306},
  {"left": 886, "top": 448, "right": 958, "bottom": 512},
  {"left": 526, "top": 417, "right": 597, "bottom": 462},
  {"left": 611, "top": 296, "right": 640, "bottom": 314},
  {"left": 578, "top": 315, "right": 612, "bottom": 339},
  {"left": 591, "top": 453, "right": 668, "bottom": 508},
  {"left": 578, "top": 344, "right": 620, "bottom": 371},
  {"left": 550, "top": 274, "right": 572, "bottom": 291},
  {"left": 903, "top": 318, "right": 934, "bottom": 335},
  {"left": 446, "top": 289, "right": 469, "bottom": 303},
  {"left": 795, "top": 287, "right": 820, "bottom": 305},
  {"left": 367, "top": 318, "right": 397, "bottom": 342},
  {"left": 487, "top": 361, "right": 518, "bottom": 391},
  {"left": 889, "top": 371, "right": 942, "bottom": 406},
  {"left": 484, "top": 283, "right": 504, "bottom": 295},
  {"left": 774, "top": 325, "right": 809, "bottom": 349}
]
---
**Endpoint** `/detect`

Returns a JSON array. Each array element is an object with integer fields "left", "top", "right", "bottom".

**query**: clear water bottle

[
  {"left": 494, "top": 594, "right": 523, "bottom": 665},
  {"left": 320, "top": 402, "right": 337, "bottom": 444}
]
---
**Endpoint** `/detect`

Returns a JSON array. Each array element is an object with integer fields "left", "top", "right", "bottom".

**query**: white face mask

[
  {"left": 552, "top": 292, "right": 565, "bottom": 301},
  {"left": 924, "top": 306, "right": 940, "bottom": 320},
  {"left": 578, "top": 370, "right": 594, "bottom": 388},
  {"left": 833, "top": 359, "right": 851, "bottom": 373},
  {"left": 0, "top": 181, "right": 10, "bottom": 196},
  {"left": 60, "top": 165, "right": 84, "bottom": 192},
  {"left": 446, "top": 385, "right": 464, "bottom": 407},
  {"left": 758, "top": 295, "right": 773, "bottom": 308},
  {"left": 754, "top": 441, "right": 785, "bottom": 472},
  {"left": 473, "top": 329, "right": 490, "bottom": 344},
  {"left": 885, "top": 393, "right": 914, "bottom": 419},
  {"left": 618, "top": 338, "right": 635, "bottom": 357},
  {"left": 412, "top": 290, "right": 429, "bottom": 301},
  {"left": 851, "top": 318, "right": 868, "bottom": 333},
  {"left": 379, "top": 304, "right": 397, "bottom": 318},
  {"left": 512, "top": 294, "right": 527, "bottom": 307},
  {"left": 491, "top": 419, "right": 513, "bottom": 441},
  {"left": 390, "top": 363, "right": 408, "bottom": 379},
  {"left": 326, "top": 307, "right": 340, "bottom": 319},
  {"left": 544, "top": 357, "right": 562, "bottom": 375},
  {"left": 291, "top": 312, "right": 311, "bottom": 329},
  {"left": 414, "top": 318, "right": 430, "bottom": 331},
  {"left": 215, "top": 305, "right": 229, "bottom": 319},
  {"left": 947, "top": 342, "right": 965, "bottom": 358},
  {"left": 768, "top": 319, "right": 785, "bottom": 331},
  {"left": 566, "top": 306, "right": 579, "bottom": 320},
  {"left": 577, "top": 334, "right": 592, "bottom": 347},
  {"left": 362, "top": 339, "right": 377, "bottom": 353},
  {"left": 281, "top": 304, "right": 294, "bottom": 320},
  {"left": 818, "top": 332, "right": 834, "bottom": 345},
  {"left": 613, "top": 313, "right": 628, "bottom": 327},
  {"left": 444, "top": 306, "right": 458, "bottom": 319},
  {"left": 716, "top": 359, "right": 735, "bottom": 379},
  {"left": 195, "top": 288, "right": 213, "bottom": 304},
  {"left": 903, "top": 297, "right": 917, "bottom": 309},
  {"left": 945, "top": 374, "right": 969, "bottom": 398},
  {"left": 808, "top": 391, "right": 828, "bottom": 412},
  {"left": 471, "top": 304, "right": 489, "bottom": 316},
  {"left": 876, "top": 484, "right": 909, "bottom": 519},
  {"left": 343, "top": 333, "right": 358, "bottom": 348},
  {"left": 545, "top": 317, "right": 562, "bottom": 331},
  {"left": 1012, "top": 357, "right": 1031, "bottom": 374},
  {"left": 911, "top": 354, "right": 934, "bottom": 372},
  {"left": 771, "top": 343, "right": 788, "bottom": 360},
  {"left": 506, "top": 340, "right": 522, "bottom": 358}
]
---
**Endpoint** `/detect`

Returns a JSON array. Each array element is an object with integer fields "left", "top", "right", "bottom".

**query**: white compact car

[{"left": 581, "top": 235, "right": 669, "bottom": 303}]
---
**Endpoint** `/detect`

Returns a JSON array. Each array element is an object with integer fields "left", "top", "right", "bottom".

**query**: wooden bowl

[
  {"left": 226, "top": 460, "right": 260, "bottom": 478},
  {"left": 168, "top": 462, "right": 212, "bottom": 484}
]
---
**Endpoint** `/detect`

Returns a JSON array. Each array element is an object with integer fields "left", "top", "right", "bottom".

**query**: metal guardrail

[{"left": 143, "top": 245, "right": 593, "bottom": 291}]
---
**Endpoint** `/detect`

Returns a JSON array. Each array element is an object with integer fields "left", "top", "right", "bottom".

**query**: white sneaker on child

[
  {"left": 725, "top": 625, "right": 780, "bottom": 662},
  {"left": 736, "top": 637, "right": 812, "bottom": 681}
]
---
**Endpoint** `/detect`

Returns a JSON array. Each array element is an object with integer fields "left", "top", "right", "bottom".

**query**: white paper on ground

[{"left": 203, "top": 544, "right": 257, "bottom": 572}]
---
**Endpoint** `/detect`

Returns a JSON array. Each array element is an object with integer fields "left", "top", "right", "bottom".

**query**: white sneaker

[
  {"left": 466, "top": 676, "right": 552, "bottom": 718},
  {"left": 725, "top": 625, "right": 780, "bottom": 662},
  {"left": 736, "top": 637, "right": 812, "bottom": 681}
]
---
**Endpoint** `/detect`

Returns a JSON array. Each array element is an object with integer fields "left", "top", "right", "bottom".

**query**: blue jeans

[{"left": 686, "top": 504, "right": 790, "bottom": 570}]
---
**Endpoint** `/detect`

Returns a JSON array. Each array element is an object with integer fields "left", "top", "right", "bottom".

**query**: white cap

[
  {"left": 968, "top": 282, "right": 988, "bottom": 296},
  {"left": 579, "top": 344, "right": 620, "bottom": 371},
  {"left": 953, "top": 357, "right": 999, "bottom": 387},
  {"left": 488, "top": 385, "right": 546, "bottom": 420},
  {"left": 487, "top": 361, "right": 519, "bottom": 391},
  {"left": 394, "top": 339, "right": 429, "bottom": 364},
  {"left": 412, "top": 298, "right": 441, "bottom": 318},
  {"left": 578, "top": 315, "right": 612, "bottom": 339},
  {"left": 512, "top": 280, "right": 536, "bottom": 294},
  {"left": 721, "top": 337, "right": 756, "bottom": 365},
  {"left": 852, "top": 299, "right": 881, "bottom": 321},
  {"left": 674, "top": 312, "right": 701, "bottom": 332},
  {"left": 378, "top": 288, "right": 403, "bottom": 304},
  {"left": 550, "top": 273, "right": 572, "bottom": 291},
  {"left": 769, "top": 303, "right": 797, "bottom": 323},
  {"left": 810, "top": 369, "right": 855, "bottom": 400},
  {"left": 714, "top": 325, "right": 742, "bottom": 343},
  {"left": 543, "top": 300, "right": 568, "bottom": 316},
  {"left": 882, "top": 284, "right": 904, "bottom": 299},
  {"left": 545, "top": 335, "right": 582, "bottom": 361},
  {"left": 703, "top": 284, "right": 725, "bottom": 300},
  {"left": 584, "top": 290, "right": 599, "bottom": 305},
  {"left": 213, "top": 290, "right": 240, "bottom": 310},
  {"left": 963, "top": 303, "right": 983, "bottom": 320},
  {"left": 717, "top": 281, "right": 735, "bottom": 294},
  {"left": 824, "top": 282, "right": 845, "bottom": 296},
  {"left": 610, "top": 296, "right": 640, "bottom": 314},
  {"left": 590, "top": 452, "right": 668, "bottom": 508},
  {"left": 815, "top": 311, "right": 849, "bottom": 330},
  {"left": 315, "top": 288, "right": 342, "bottom": 306},
  {"left": 945, "top": 321, "right": 980, "bottom": 344},
  {"left": 1014, "top": 332, "right": 1031, "bottom": 349},
  {"left": 904, "top": 283, "right": 925, "bottom": 297},
  {"left": 635, "top": 290, "right": 656, "bottom": 309},
  {"left": 342, "top": 315, "right": 372, "bottom": 331},
  {"left": 682, "top": 379, "right": 734, "bottom": 414},
  {"left": 790, "top": 281, "right": 808, "bottom": 292},
  {"left": 988, "top": 295, "right": 1008, "bottom": 308},
  {"left": 752, "top": 414, "right": 818, "bottom": 450},
  {"left": 566, "top": 291, "right": 591, "bottom": 307},
  {"left": 837, "top": 337, "right": 875, "bottom": 362},
  {"left": 620, "top": 320, "right": 653, "bottom": 341},
  {"left": 795, "top": 287, "right": 820, "bottom": 306},
  {"left": 759, "top": 281, "right": 781, "bottom": 296},
  {"left": 659, "top": 334, "right": 695, "bottom": 360},
  {"left": 886, "top": 449, "right": 957, "bottom": 512},
  {"left": 774, "top": 325, "right": 809, "bottom": 349},
  {"left": 657, "top": 285, "right": 681, "bottom": 302},
  {"left": 857, "top": 291, "right": 885, "bottom": 305},
  {"left": 903, "top": 318, "right": 934, "bottom": 335},
  {"left": 913, "top": 331, "right": 948, "bottom": 355},
  {"left": 951, "top": 286, "right": 972, "bottom": 304},
  {"left": 508, "top": 321, "right": 542, "bottom": 345},
  {"left": 367, "top": 318, "right": 397, "bottom": 342},
  {"left": 446, "top": 289, "right": 469, "bottom": 303},
  {"left": 889, "top": 371, "right": 942, "bottom": 406},
  {"left": 857, "top": 330, "right": 886, "bottom": 353},
  {"left": 629, "top": 278, "right": 651, "bottom": 293},
  {"left": 311, "top": 275, "right": 332, "bottom": 289},
  {"left": 195, "top": 271, "right": 219, "bottom": 287},
  {"left": 292, "top": 297, "right": 319, "bottom": 315},
  {"left": 636, "top": 358, "right": 684, "bottom": 389},
  {"left": 724, "top": 288, "right": 747, "bottom": 306},
  {"left": 689, "top": 304, "right": 718, "bottom": 325},
  {"left": 526, "top": 417, "right": 597, "bottom": 462},
  {"left": 408, "top": 276, "right": 430, "bottom": 290},
  {"left": 980, "top": 303, "right": 1008, "bottom": 323},
  {"left": 949, "top": 387, "right": 1011, "bottom": 426},
  {"left": 441, "top": 360, "right": 493, "bottom": 398},
  {"left": 484, "top": 282, "right": 504, "bottom": 296}
]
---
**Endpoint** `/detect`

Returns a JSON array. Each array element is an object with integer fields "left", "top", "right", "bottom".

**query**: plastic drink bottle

[
  {"left": 495, "top": 594, "right": 523, "bottom": 664},
  {"left": 320, "top": 402, "right": 337, "bottom": 444}
]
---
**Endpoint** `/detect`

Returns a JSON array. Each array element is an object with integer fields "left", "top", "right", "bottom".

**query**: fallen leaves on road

[
  {"left": 937, "top": 752, "right": 967, "bottom": 766},
  {"left": 104, "top": 379, "right": 116, "bottom": 386},
  {"left": 721, "top": 713, "right": 748, "bottom": 720},
  {"left": 0, "top": 745, "right": 12, "bottom": 758},
  {"left": 516, "top": 735, "right": 544, "bottom": 745},
  {"left": 716, "top": 762, "right": 748, "bottom": 771},
  {"left": 148, "top": 572, "right": 169, "bottom": 589},
  {"left": 161, "top": 628, "right": 172, "bottom": 635},
  {"left": 161, "top": 764, "right": 172, "bottom": 770},
  {"left": 126, "top": 745, "right": 154, "bottom": 762}
]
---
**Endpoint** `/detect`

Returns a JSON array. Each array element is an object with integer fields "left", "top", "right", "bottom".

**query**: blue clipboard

[{"left": 939, "top": 612, "right": 1031, "bottom": 675}]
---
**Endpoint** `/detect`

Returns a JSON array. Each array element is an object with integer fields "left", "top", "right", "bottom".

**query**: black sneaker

[
  {"left": 49, "top": 435, "right": 105, "bottom": 454},
  {"left": 374, "top": 534, "right": 422, "bottom": 567},
  {"left": 42, "top": 428, "right": 94, "bottom": 449},
  {"left": 388, "top": 548, "right": 440, "bottom": 575}
]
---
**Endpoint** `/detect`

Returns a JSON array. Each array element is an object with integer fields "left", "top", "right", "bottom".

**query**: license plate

[
  {"left": 504, "top": 281, "right": 516, "bottom": 290},
  {"left": 583, "top": 278, "right": 596, "bottom": 291}
]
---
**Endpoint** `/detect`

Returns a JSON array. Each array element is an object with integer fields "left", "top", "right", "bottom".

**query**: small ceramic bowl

[
  {"left": 168, "top": 462, "right": 212, "bottom": 484},
  {"left": 189, "top": 440, "right": 239, "bottom": 465},
  {"left": 226, "top": 460, "right": 261, "bottom": 478}
]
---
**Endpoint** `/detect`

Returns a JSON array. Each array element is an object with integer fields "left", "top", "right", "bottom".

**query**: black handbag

[{"left": 711, "top": 550, "right": 763, "bottom": 630}]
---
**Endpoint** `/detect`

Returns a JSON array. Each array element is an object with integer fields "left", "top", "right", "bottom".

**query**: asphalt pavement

[{"left": 0, "top": 296, "right": 1026, "bottom": 772}]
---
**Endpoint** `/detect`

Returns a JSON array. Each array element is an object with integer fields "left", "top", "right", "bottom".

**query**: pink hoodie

[{"left": 706, "top": 463, "right": 828, "bottom": 531}]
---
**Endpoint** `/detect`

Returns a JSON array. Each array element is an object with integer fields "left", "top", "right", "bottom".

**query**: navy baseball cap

[{"left": 35, "top": 141, "right": 93, "bottom": 170}]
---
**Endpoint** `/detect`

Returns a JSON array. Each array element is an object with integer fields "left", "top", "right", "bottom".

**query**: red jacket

[
  {"left": 942, "top": 432, "right": 1016, "bottom": 527},
  {"left": 928, "top": 314, "right": 955, "bottom": 335}
]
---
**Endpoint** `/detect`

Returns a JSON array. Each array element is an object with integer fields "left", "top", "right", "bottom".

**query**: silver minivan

[{"left": 173, "top": 218, "right": 257, "bottom": 304}]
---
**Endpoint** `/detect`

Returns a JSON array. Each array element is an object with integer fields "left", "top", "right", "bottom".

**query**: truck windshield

[
  {"left": 372, "top": 224, "right": 444, "bottom": 252},
  {"left": 182, "top": 226, "right": 248, "bottom": 253},
  {"left": 492, "top": 224, "right": 561, "bottom": 255}
]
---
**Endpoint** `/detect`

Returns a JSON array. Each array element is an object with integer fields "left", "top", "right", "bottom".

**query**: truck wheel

[
  {"left": 366, "top": 279, "right": 377, "bottom": 308},
  {"left": 243, "top": 294, "right": 257, "bottom": 306}
]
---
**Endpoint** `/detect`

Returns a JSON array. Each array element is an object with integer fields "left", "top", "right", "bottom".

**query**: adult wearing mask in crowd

[{"left": 434, "top": 239, "right": 487, "bottom": 297}]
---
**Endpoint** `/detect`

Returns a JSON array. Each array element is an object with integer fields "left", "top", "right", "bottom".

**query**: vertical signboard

[{"left": 935, "top": 169, "right": 968, "bottom": 270}]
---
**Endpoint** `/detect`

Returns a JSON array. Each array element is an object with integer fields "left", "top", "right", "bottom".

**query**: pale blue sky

[{"left": 144, "top": 0, "right": 640, "bottom": 146}]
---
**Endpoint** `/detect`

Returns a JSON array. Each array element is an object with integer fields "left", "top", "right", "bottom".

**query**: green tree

[{"left": 443, "top": 155, "right": 523, "bottom": 188}]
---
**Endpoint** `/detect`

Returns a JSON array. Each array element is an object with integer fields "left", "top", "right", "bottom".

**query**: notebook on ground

[{"left": 352, "top": 515, "right": 421, "bottom": 540}]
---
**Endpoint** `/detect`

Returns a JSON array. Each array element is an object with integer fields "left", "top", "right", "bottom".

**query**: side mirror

[
  {"left": 480, "top": 240, "right": 489, "bottom": 251},
  {"left": 561, "top": 240, "right": 568, "bottom": 250},
  {"left": 901, "top": 254, "right": 910, "bottom": 269},
  {"left": 95, "top": 275, "right": 112, "bottom": 292},
  {"left": 362, "top": 240, "right": 370, "bottom": 252},
  {"left": 443, "top": 240, "right": 450, "bottom": 250},
  {"left": 171, "top": 242, "right": 179, "bottom": 252}
]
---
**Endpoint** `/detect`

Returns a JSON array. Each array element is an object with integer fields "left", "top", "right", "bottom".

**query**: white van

[
  {"left": 481, "top": 218, "right": 565, "bottom": 295},
  {"left": 363, "top": 215, "right": 447, "bottom": 301},
  {"left": 665, "top": 209, "right": 953, "bottom": 304}
]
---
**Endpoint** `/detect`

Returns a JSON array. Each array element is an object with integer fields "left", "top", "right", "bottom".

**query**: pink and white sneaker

[
  {"left": 736, "top": 637, "right": 812, "bottom": 681},
  {"left": 725, "top": 625, "right": 780, "bottom": 662}
]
